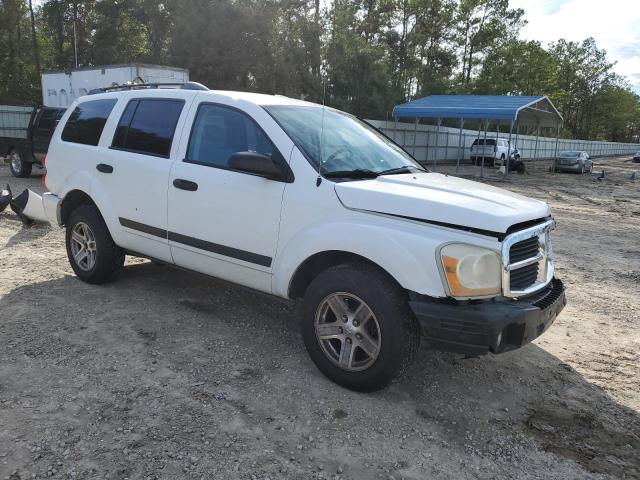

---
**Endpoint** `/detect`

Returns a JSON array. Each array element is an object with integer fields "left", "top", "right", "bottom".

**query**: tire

[
  {"left": 8, "top": 149, "right": 32, "bottom": 178},
  {"left": 300, "top": 263, "right": 420, "bottom": 392},
  {"left": 516, "top": 161, "right": 526, "bottom": 174},
  {"left": 65, "top": 204, "right": 125, "bottom": 284}
]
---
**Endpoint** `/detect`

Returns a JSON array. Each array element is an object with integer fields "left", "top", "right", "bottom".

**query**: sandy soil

[{"left": 0, "top": 157, "right": 638, "bottom": 480}]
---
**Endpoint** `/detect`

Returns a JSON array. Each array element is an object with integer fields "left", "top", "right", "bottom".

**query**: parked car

[
  {"left": 633, "top": 151, "right": 640, "bottom": 163},
  {"left": 470, "top": 138, "right": 515, "bottom": 166},
  {"left": 553, "top": 151, "right": 593, "bottom": 174},
  {"left": 0, "top": 105, "right": 66, "bottom": 177},
  {"left": 39, "top": 83, "right": 565, "bottom": 392}
]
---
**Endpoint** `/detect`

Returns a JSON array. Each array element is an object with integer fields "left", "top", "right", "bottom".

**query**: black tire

[
  {"left": 8, "top": 149, "right": 32, "bottom": 178},
  {"left": 300, "top": 263, "right": 420, "bottom": 392},
  {"left": 65, "top": 204, "right": 125, "bottom": 284},
  {"left": 516, "top": 161, "right": 526, "bottom": 174}
]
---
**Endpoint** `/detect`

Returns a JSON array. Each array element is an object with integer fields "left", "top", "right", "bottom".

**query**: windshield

[
  {"left": 559, "top": 151, "right": 581, "bottom": 158},
  {"left": 264, "top": 105, "right": 424, "bottom": 177}
]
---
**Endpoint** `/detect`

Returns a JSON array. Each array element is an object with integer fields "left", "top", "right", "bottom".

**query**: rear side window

[
  {"left": 112, "top": 99, "right": 184, "bottom": 157},
  {"left": 61, "top": 99, "right": 117, "bottom": 146},
  {"left": 37, "top": 109, "right": 58, "bottom": 130},
  {"left": 186, "top": 104, "right": 282, "bottom": 169},
  {"left": 471, "top": 139, "right": 496, "bottom": 146}
]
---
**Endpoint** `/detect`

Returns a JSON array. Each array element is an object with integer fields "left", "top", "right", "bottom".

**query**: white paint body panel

[
  {"left": 45, "top": 88, "right": 552, "bottom": 300},
  {"left": 334, "top": 173, "right": 550, "bottom": 234},
  {"left": 166, "top": 93, "right": 295, "bottom": 293}
]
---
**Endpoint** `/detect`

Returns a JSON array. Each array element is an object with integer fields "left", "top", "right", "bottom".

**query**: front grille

[
  {"left": 508, "top": 237, "right": 541, "bottom": 290},
  {"left": 509, "top": 237, "right": 539, "bottom": 263},
  {"left": 510, "top": 263, "right": 539, "bottom": 289},
  {"left": 502, "top": 219, "right": 554, "bottom": 297}
]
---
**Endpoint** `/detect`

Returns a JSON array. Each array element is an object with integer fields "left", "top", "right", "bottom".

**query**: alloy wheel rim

[
  {"left": 70, "top": 222, "right": 97, "bottom": 271},
  {"left": 314, "top": 292, "right": 381, "bottom": 372},
  {"left": 10, "top": 152, "right": 21, "bottom": 172}
]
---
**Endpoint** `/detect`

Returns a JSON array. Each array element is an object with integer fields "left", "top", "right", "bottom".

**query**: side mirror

[{"left": 228, "top": 151, "right": 283, "bottom": 180}]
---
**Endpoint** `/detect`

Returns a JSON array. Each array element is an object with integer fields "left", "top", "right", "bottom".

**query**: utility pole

[
  {"left": 73, "top": 2, "right": 79, "bottom": 68},
  {"left": 28, "top": 0, "right": 41, "bottom": 74}
]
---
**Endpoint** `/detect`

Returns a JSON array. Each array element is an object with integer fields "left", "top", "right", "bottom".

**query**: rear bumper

[
  {"left": 555, "top": 163, "right": 581, "bottom": 172},
  {"left": 42, "top": 192, "right": 62, "bottom": 226},
  {"left": 409, "top": 278, "right": 566, "bottom": 356}
]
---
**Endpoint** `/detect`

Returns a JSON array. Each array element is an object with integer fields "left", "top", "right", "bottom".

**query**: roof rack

[{"left": 88, "top": 81, "right": 209, "bottom": 95}]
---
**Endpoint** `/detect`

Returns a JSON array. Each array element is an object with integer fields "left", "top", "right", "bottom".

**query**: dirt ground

[{"left": 0, "top": 156, "right": 638, "bottom": 480}]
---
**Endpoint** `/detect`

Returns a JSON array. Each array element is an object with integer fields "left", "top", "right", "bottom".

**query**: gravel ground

[{"left": 0, "top": 157, "right": 639, "bottom": 480}]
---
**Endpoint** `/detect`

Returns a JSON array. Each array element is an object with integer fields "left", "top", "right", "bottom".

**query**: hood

[{"left": 334, "top": 172, "right": 550, "bottom": 235}]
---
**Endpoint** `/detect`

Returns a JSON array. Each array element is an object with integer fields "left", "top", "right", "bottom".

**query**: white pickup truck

[{"left": 39, "top": 83, "right": 566, "bottom": 391}]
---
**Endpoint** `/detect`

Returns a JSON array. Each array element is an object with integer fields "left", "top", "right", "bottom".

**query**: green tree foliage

[
  {"left": 0, "top": 0, "right": 40, "bottom": 103},
  {"left": 0, "top": 0, "right": 639, "bottom": 141},
  {"left": 325, "top": 0, "right": 398, "bottom": 117}
]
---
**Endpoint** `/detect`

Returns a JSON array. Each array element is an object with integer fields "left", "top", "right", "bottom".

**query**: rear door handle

[
  {"left": 173, "top": 179, "right": 198, "bottom": 191},
  {"left": 96, "top": 163, "right": 113, "bottom": 174}
]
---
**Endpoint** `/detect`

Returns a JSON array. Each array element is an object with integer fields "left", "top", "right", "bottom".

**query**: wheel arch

[
  {"left": 60, "top": 189, "right": 100, "bottom": 226},
  {"left": 288, "top": 250, "right": 404, "bottom": 300}
]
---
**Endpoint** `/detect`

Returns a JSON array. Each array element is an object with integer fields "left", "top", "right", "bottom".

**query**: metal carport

[{"left": 392, "top": 95, "right": 564, "bottom": 177}]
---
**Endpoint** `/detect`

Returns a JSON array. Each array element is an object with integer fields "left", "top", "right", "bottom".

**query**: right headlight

[{"left": 438, "top": 243, "right": 502, "bottom": 299}]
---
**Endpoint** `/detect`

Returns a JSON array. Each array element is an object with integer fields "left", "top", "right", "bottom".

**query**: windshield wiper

[
  {"left": 377, "top": 166, "right": 425, "bottom": 176},
  {"left": 323, "top": 169, "right": 380, "bottom": 179}
]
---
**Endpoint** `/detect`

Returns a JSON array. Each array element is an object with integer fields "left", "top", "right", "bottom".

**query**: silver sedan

[{"left": 553, "top": 151, "right": 593, "bottom": 174}]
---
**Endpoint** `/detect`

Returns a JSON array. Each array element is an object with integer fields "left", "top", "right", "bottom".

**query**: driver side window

[{"left": 186, "top": 104, "right": 280, "bottom": 169}]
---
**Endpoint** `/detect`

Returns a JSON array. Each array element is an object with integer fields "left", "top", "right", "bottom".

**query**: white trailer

[{"left": 41, "top": 63, "right": 189, "bottom": 107}]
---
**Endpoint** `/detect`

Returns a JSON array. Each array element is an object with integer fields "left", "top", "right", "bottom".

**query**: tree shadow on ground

[{"left": 1, "top": 262, "right": 638, "bottom": 479}]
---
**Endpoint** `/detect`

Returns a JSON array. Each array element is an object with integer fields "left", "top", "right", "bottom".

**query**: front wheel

[
  {"left": 300, "top": 263, "right": 420, "bottom": 392},
  {"left": 8, "top": 149, "right": 32, "bottom": 178},
  {"left": 65, "top": 205, "right": 125, "bottom": 284}
]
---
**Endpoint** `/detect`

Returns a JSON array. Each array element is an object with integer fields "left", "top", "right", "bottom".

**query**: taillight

[{"left": 41, "top": 155, "right": 47, "bottom": 190}]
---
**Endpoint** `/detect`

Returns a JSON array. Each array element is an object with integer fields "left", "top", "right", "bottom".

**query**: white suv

[
  {"left": 41, "top": 83, "right": 566, "bottom": 391},
  {"left": 470, "top": 138, "right": 513, "bottom": 166}
]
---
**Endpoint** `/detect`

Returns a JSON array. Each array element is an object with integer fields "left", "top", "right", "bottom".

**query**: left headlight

[{"left": 438, "top": 243, "right": 501, "bottom": 299}]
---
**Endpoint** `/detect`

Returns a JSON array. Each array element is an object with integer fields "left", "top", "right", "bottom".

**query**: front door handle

[
  {"left": 173, "top": 178, "right": 198, "bottom": 191},
  {"left": 96, "top": 163, "right": 113, "bottom": 173}
]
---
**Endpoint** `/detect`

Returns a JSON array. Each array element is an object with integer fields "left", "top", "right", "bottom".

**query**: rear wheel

[
  {"left": 300, "top": 263, "right": 420, "bottom": 392},
  {"left": 66, "top": 205, "right": 124, "bottom": 284},
  {"left": 8, "top": 149, "right": 32, "bottom": 178}
]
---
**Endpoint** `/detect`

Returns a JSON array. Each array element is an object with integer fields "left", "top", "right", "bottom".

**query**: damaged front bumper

[{"left": 409, "top": 278, "right": 566, "bottom": 356}]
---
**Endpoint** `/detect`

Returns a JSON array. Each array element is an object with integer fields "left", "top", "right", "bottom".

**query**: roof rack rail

[{"left": 88, "top": 81, "right": 209, "bottom": 95}]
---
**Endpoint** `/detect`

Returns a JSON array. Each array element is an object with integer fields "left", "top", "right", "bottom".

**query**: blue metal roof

[{"left": 393, "top": 95, "right": 562, "bottom": 125}]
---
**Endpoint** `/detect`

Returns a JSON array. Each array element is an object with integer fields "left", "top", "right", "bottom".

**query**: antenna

[{"left": 316, "top": 78, "right": 326, "bottom": 187}]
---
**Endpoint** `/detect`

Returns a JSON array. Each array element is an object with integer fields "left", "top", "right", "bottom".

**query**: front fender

[{"left": 272, "top": 215, "right": 458, "bottom": 299}]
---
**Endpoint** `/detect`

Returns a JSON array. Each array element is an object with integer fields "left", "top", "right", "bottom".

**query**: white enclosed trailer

[{"left": 41, "top": 63, "right": 189, "bottom": 107}]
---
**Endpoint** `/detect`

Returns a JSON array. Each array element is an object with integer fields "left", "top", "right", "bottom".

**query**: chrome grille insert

[{"left": 501, "top": 219, "right": 554, "bottom": 298}]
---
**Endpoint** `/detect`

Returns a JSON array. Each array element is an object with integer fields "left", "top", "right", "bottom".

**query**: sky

[{"left": 510, "top": 0, "right": 640, "bottom": 93}]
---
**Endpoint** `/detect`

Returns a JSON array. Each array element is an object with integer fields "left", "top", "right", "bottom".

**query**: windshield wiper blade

[
  {"left": 377, "top": 166, "right": 425, "bottom": 176},
  {"left": 323, "top": 169, "right": 380, "bottom": 179}
]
